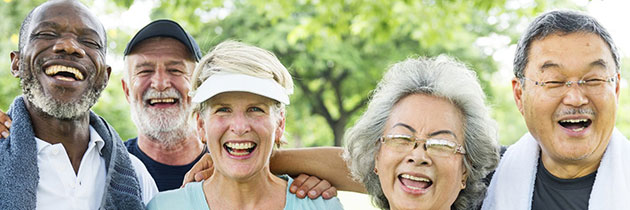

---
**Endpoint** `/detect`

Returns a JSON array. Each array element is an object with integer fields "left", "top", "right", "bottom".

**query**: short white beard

[
  {"left": 21, "top": 62, "right": 104, "bottom": 121},
  {"left": 129, "top": 89, "right": 192, "bottom": 149}
]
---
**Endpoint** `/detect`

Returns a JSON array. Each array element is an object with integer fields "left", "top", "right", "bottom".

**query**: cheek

[{"left": 376, "top": 148, "right": 403, "bottom": 184}]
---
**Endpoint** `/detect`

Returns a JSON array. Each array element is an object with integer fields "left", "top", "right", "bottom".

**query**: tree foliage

[{"left": 6, "top": 0, "right": 615, "bottom": 147}]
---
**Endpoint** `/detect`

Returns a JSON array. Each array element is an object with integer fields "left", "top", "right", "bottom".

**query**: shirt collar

[{"left": 35, "top": 126, "right": 105, "bottom": 155}]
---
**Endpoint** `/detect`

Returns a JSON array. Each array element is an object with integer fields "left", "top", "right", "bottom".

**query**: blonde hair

[{"left": 191, "top": 40, "right": 294, "bottom": 146}]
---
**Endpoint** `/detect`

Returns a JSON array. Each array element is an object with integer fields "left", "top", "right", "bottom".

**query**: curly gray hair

[{"left": 344, "top": 56, "right": 500, "bottom": 210}]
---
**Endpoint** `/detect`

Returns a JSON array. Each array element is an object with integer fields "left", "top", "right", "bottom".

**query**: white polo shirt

[{"left": 34, "top": 126, "right": 158, "bottom": 210}]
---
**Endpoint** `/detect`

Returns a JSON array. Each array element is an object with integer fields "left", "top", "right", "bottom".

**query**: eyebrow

[
  {"left": 539, "top": 61, "right": 560, "bottom": 72},
  {"left": 392, "top": 123, "right": 417, "bottom": 133},
  {"left": 428, "top": 130, "right": 458, "bottom": 139},
  {"left": 391, "top": 123, "right": 458, "bottom": 139},
  {"left": 134, "top": 62, "right": 155, "bottom": 69},
  {"left": 589, "top": 59, "right": 608, "bottom": 69},
  {"left": 165, "top": 60, "right": 186, "bottom": 67},
  {"left": 33, "top": 21, "right": 103, "bottom": 41}
]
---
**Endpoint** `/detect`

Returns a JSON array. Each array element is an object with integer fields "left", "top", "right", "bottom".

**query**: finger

[
  {"left": 289, "top": 174, "right": 310, "bottom": 198},
  {"left": 307, "top": 179, "right": 332, "bottom": 199},
  {"left": 297, "top": 176, "right": 322, "bottom": 199},
  {"left": 0, "top": 111, "right": 11, "bottom": 128},
  {"left": 181, "top": 154, "right": 213, "bottom": 187},
  {"left": 194, "top": 169, "right": 214, "bottom": 182},
  {"left": 0, "top": 115, "right": 10, "bottom": 138},
  {"left": 322, "top": 186, "right": 338, "bottom": 200}
]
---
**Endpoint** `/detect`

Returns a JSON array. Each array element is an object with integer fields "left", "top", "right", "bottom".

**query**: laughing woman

[
  {"left": 146, "top": 41, "right": 343, "bottom": 210},
  {"left": 344, "top": 56, "right": 500, "bottom": 210}
]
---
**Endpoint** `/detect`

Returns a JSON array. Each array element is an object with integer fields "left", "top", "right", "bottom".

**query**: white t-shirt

[{"left": 34, "top": 126, "right": 158, "bottom": 210}]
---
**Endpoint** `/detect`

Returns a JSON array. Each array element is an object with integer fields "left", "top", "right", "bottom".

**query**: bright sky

[{"left": 88, "top": 0, "right": 630, "bottom": 209}]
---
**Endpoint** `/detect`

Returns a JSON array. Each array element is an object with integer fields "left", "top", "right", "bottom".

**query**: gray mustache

[
  {"left": 142, "top": 88, "right": 182, "bottom": 101},
  {"left": 554, "top": 108, "right": 596, "bottom": 118}
]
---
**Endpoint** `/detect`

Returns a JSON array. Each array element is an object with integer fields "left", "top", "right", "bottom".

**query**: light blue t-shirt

[{"left": 147, "top": 175, "right": 344, "bottom": 210}]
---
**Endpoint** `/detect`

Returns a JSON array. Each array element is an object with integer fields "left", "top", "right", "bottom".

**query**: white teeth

[
  {"left": 45, "top": 65, "right": 84, "bottom": 80},
  {"left": 401, "top": 174, "right": 431, "bottom": 182},
  {"left": 560, "top": 119, "right": 588, "bottom": 123},
  {"left": 572, "top": 127, "right": 585, "bottom": 132},
  {"left": 225, "top": 142, "right": 255, "bottom": 150},
  {"left": 406, "top": 185, "right": 422, "bottom": 190},
  {"left": 149, "top": 98, "right": 176, "bottom": 104}
]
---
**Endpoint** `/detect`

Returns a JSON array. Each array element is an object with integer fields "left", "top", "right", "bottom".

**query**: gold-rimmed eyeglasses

[
  {"left": 379, "top": 134, "right": 466, "bottom": 157},
  {"left": 520, "top": 74, "right": 617, "bottom": 97}
]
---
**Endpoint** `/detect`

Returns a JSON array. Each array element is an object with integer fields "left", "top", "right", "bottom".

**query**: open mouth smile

[
  {"left": 224, "top": 142, "right": 257, "bottom": 157},
  {"left": 45, "top": 65, "right": 84, "bottom": 81},
  {"left": 147, "top": 98, "right": 179, "bottom": 106},
  {"left": 558, "top": 118, "right": 592, "bottom": 132},
  {"left": 399, "top": 173, "right": 432, "bottom": 193}
]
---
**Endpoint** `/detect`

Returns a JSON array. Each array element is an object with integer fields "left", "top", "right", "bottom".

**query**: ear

[
  {"left": 614, "top": 72, "right": 621, "bottom": 101},
  {"left": 512, "top": 77, "right": 525, "bottom": 115},
  {"left": 121, "top": 78, "right": 131, "bottom": 102},
  {"left": 274, "top": 112, "right": 286, "bottom": 145},
  {"left": 195, "top": 112, "right": 206, "bottom": 143},
  {"left": 10, "top": 51, "right": 20, "bottom": 77},
  {"left": 106, "top": 65, "right": 112, "bottom": 79}
]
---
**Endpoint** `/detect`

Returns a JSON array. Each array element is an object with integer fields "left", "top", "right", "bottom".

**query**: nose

[
  {"left": 562, "top": 85, "right": 589, "bottom": 107},
  {"left": 52, "top": 36, "right": 85, "bottom": 58},
  {"left": 150, "top": 65, "right": 171, "bottom": 91},
  {"left": 406, "top": 143, "right": 432, "bottom": 166},
  {"left": 229, "top": 112, "right": 251, "bottom": 136}
]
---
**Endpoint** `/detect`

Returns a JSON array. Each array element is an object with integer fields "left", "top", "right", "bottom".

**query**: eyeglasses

[
  {"left": 520, "top": 74, "right": 617, "bottom": 97},
  {"left": 379, "top": 134, "right": 466, "bottom": 157}
]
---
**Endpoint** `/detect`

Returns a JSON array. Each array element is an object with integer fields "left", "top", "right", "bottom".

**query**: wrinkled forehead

[{"left": 30, "top": 1, "right": 106, "bottom": 40}]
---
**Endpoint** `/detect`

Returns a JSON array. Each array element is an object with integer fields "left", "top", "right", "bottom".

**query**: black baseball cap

[{"left": 124, "top": 19, "right": 202, "bottom": 61}]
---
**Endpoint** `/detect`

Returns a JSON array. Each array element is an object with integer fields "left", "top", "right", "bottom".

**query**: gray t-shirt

[{"left": 531, "top": 157, "right": 596, "bottom": 210}]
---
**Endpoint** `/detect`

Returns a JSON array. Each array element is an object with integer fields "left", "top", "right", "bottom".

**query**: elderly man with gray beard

[
  {"left": 0, "top": 0, "right": 157, "bottom": 209},
  {"left": 121, "top": 19, "right": 207, "bottom": 192}
]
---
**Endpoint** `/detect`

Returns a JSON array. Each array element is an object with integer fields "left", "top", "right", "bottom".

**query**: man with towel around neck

[{"left": 482, "top": 10, "right": 630, "bottom": 210}]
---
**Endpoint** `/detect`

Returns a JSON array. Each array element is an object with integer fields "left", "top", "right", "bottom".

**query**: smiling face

[
  {"left": 11, "top": 0, "right": 110, "bottom": 120},
  {"left": 376, "top": 94, "right": 467, "bottom": 210},
  {"left": 513, "top": 32, "right": 619, "bottom": 169},
  {"left": 123, "top": 37, "right": 195, "bottom": 145},
  {"left": 196, "top": 92, "right": 284, "bottom": 180}
]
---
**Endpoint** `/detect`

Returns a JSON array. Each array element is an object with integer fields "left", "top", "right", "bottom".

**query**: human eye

[
  {"left": 168, "top": 69, "right": 184, "bottom": 75},
  {"left": 247, "top": 106, "right": 265, "bottom": 113},
  {"left": 582, "top": 78, "right": 607, "bottom": 86},
  {"left": 215, "top": 107, "right": 231, "bottom": 113},
  {"left": 136, "top": 69, "right": 153, "bottom": 76},
  {"left": 543, "top": 80, "right": 565, "bottom": 88},
  {"left": 425, "top": 139, "right": 457, "bottom": 153},
  {"left": 81, "top": 38, "right": 101, "bottom": 49},
  {"left": 387, "top": 135, "right": 414, "bottom": 145},
  {"left": 33, "top": 31, "right": 57, "bottom": 39}
]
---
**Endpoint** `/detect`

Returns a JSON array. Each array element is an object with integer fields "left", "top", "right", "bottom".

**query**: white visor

[{"left": 191, "top": 72, "right": 290, "bottom": 105}]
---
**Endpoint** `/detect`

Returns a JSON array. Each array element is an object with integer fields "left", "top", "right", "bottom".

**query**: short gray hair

[
  {"left": 344, "top": 56, "right": 499, "bottom": 210},
  {"left": 514, "top": 10, "right": 620, "bottom": 78}
]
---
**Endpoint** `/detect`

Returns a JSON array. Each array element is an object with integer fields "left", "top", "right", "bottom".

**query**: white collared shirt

[{"left": 35, "top": 126, "right": 158, "bottom": 210}]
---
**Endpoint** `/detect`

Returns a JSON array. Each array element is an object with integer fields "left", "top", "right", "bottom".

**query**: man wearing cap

[
  {"left": 121, "top": 19, "right": 207, "bottom": 192},
  {"left": 120, "top": 20, "right": 338, "bottom": 198},
  {"left": 0, "top": 0, "right": 156, "bottom": 209}
]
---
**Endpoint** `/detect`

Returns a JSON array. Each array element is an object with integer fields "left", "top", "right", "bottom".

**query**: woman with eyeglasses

[
  {"left": 344, "top": 56, "right": 500, "bottom": 210},
  {"left": 180, "top": 55, "right": 500, "bottom": 210}
]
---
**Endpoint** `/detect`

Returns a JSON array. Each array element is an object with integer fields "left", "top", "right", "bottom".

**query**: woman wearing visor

[
  {"left": 146, "top": 41, "right": 343, "bottom": 210},
  {"left": 181, "top": 56, "right": 500, "bottom": 210}
]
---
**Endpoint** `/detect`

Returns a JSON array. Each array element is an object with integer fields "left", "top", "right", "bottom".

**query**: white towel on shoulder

[{"left": 482, "top": 128, "right": 630, "bottom": 210}]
